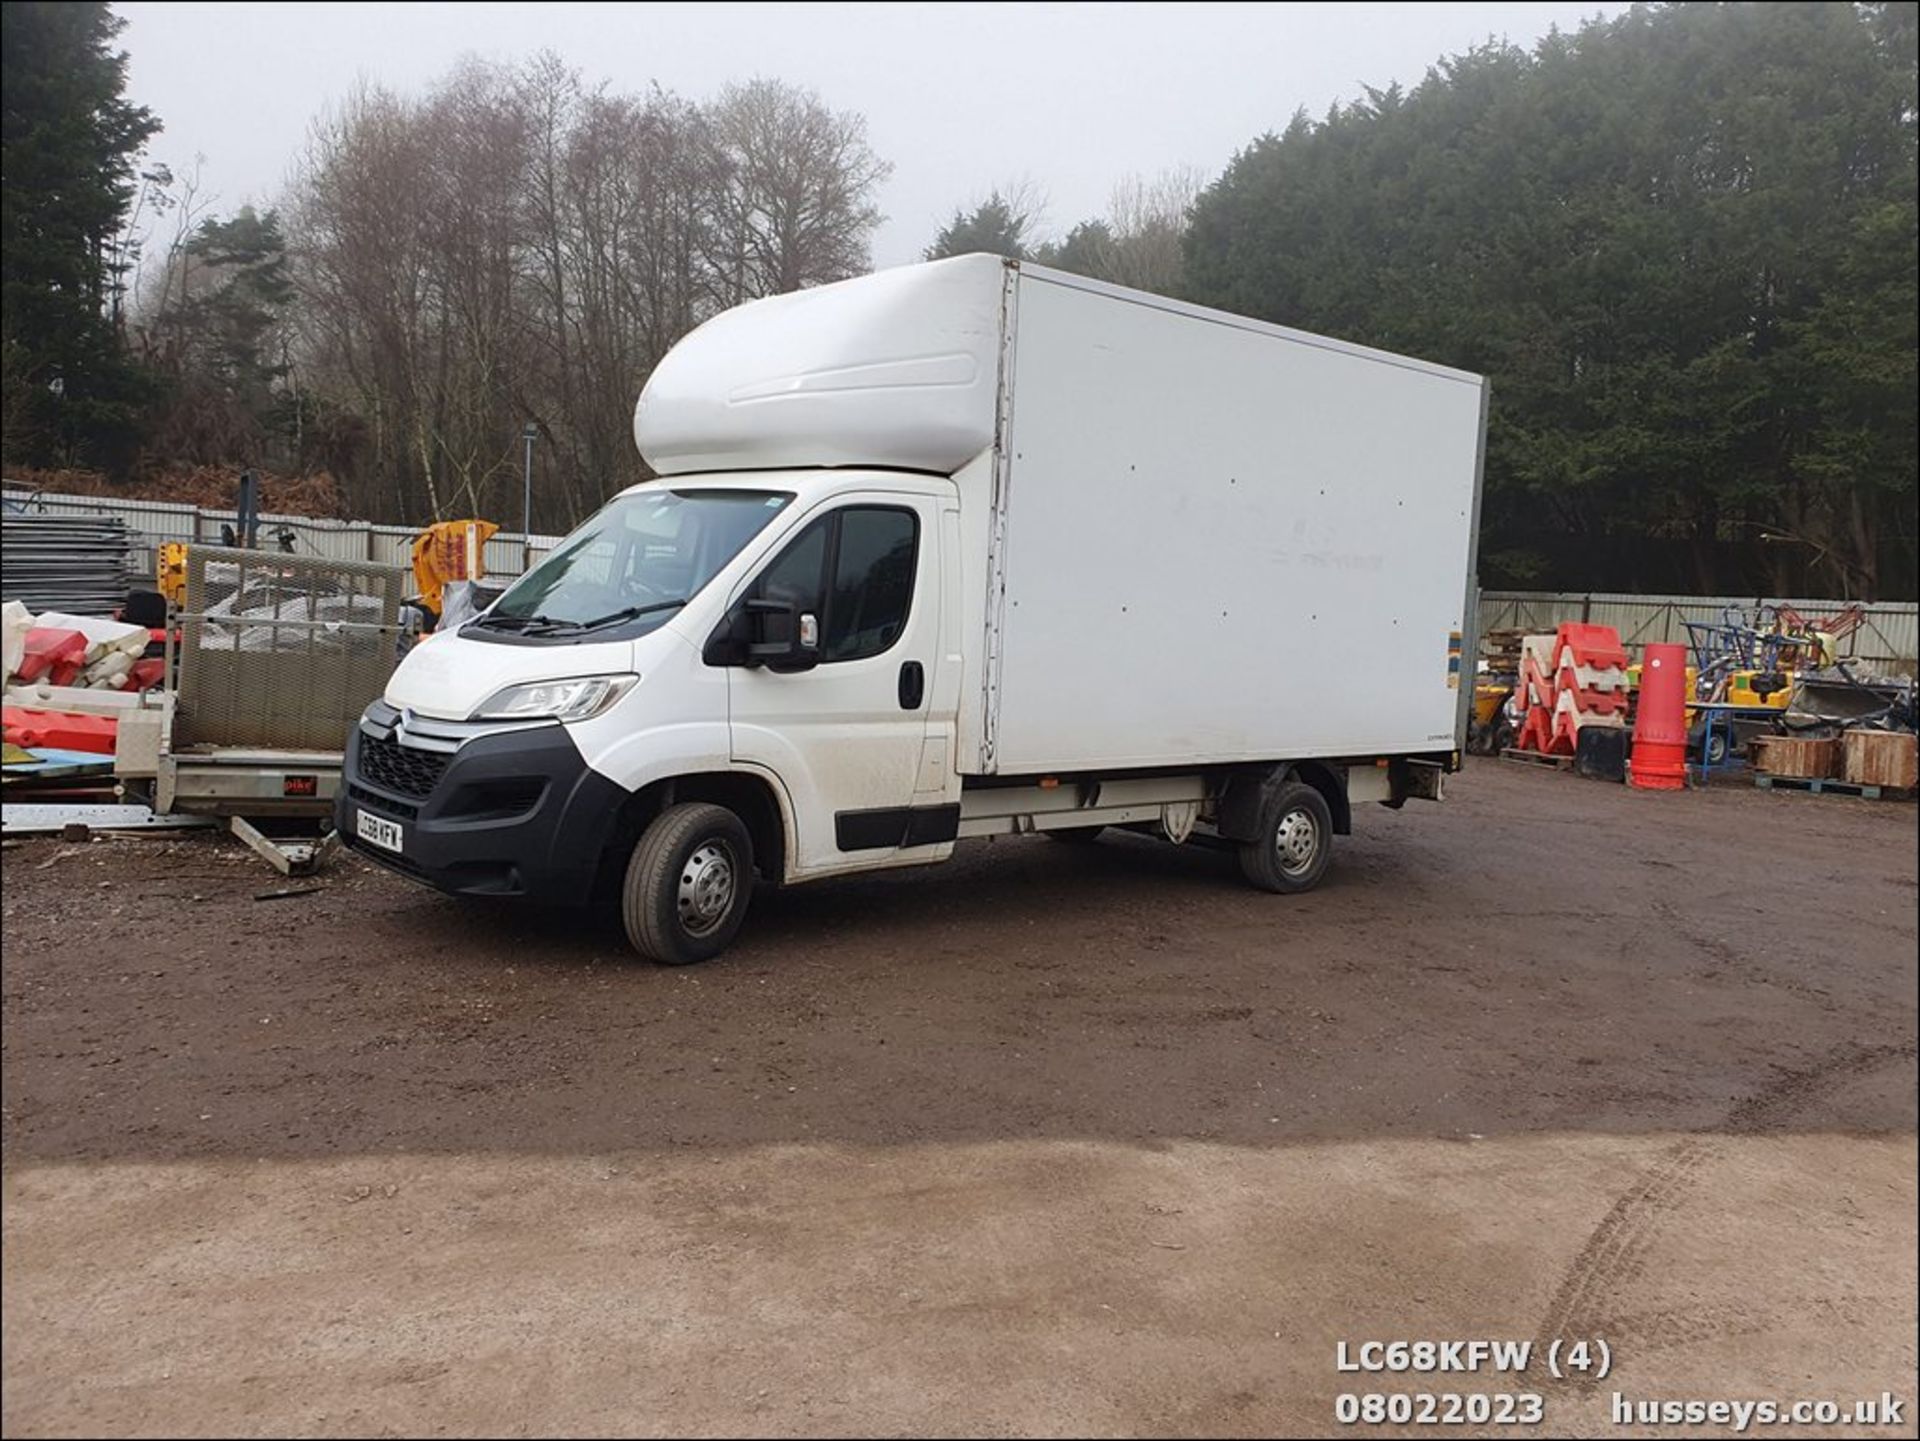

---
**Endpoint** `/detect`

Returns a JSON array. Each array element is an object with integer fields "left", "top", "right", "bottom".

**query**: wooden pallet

[
  {"left": 1840, "top": 730, "right": 1919, "bottom": 790},
  {"left": 1754, "top": 774, "right": 1915, "bottom": 801},
  {"left": 1500, "top": 748, "right": 1573, "bottom": 770},
  {"left": 1750, "top": 735, "right": 1837, "bottom": 779}
]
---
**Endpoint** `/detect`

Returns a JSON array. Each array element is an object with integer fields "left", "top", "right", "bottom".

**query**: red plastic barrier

[
  {"left": 1555, "top": 622, "right": 1628, "bottom": 672},
  {"left": 1553, "top": 670, "right": 1631, "bottom": 714},
  {"left": 1515, "top": 640, "right": 1560, "bottom": 752},
  {"left": 1, "top": 706, "right": 119, "bottom": 755},
  {"left": 1630, "top": 643, "right": 1688, "bottom": 791},
  {"left": 15, "top": 628, "right": 88, "bottom": 683},
  {"left": 129, "top": 658, "right": 167, "bottom": 692},
  {"left": 1517, "top": 706, "right": 1557, "bottom": 754}
]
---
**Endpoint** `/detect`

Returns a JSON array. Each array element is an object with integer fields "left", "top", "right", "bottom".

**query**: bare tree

[
  {"left": 280, "top": 62, "right": 892, "bottom": 531},
  {"left": 948, "top": 169, "right": 1196, "bottom": 295},
  {"left": 420, "top": 59, "right": 528, "bottom": 520},
  {"left": 111, "top": 157, "right": 184, "bottom": 334},
  {"left": 514, "top": 52, "right": 587, "bottom": 518},
  {"left": 289, "top": 82, "right": 445, "bottom": 520},
  {"left": 515, "top": 60, "right": 721, "bottom": 517},
  {"left": 130, "top": 157, "right": 212, "bottom": 341},
  {"left": 701, "top": 79, "right": 889, "bottom": 303},
  {"left": 1103, "top": 165, "right": 1204, "bottom": 296}
]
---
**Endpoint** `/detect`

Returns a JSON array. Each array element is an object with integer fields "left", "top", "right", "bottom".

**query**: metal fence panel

[
  {"left": 175, "top": 547, "right": 408, "bottom": 751},
  {"left": 0, "top": 511, "right": 137, "bottom": 615},
  {"left": 2, "top": 488, "right": 562, "bottom": 585},
  {"left": 1478, "top": 591, "right": 1918, "bottom": 668},
  {"left": 1846, "top": 605, "right": 1919, "bottom": 667},
  {"left": 9, "top": 489, "right": 1913, "bottom": 666}
]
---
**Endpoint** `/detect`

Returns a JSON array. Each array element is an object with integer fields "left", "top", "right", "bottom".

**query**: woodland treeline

[{"left": 3, "top": 1, "right": 1914, "bottom": 596}]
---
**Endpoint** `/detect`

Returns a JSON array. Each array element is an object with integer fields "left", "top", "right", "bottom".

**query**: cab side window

[
  {"left": 825, "top": 508, "right": 916, "bottom": 661},
  {"left": 754, "top": 515, "right": 830, "bottom": 609},
  {"left": 747, "top": 505, "right": 918, "bottom": 664}
]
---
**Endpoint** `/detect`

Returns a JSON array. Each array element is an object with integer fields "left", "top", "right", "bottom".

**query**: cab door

[{"left": 722, "top": 494, "right": 952, "bottom": 876}]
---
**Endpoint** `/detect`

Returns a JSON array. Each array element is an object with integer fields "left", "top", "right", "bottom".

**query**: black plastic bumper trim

[
  {"left": 835, "top": 802, "right": 960, "bottom": 852},
  {"left": 337, "top": 720, "right": 626, "bottom": 904}
]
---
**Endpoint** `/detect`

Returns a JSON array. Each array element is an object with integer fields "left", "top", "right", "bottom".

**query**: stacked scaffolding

[{"left": 0, "top": 512, "right": 135, "bottom": 616}]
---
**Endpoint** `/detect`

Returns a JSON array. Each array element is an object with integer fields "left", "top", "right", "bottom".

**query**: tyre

[
  {"left": 622, "top": 802, "right": 754, "bottom": 965},
  {"left": 1046, "top": 825, "right": 1105, "bottom": 844},
  {"left": 1236, "top": 779, "right": 1334, "bottom": 894}
]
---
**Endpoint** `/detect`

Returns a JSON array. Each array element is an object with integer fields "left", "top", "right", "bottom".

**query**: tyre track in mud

[{"left": 1534, "top": 1042, "right": 1918, "bottom": 1387}]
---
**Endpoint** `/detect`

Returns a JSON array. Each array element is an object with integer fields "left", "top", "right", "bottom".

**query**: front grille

[
  {"left": 357, "top": 733, "right": 449, "bottom": 800},
  {"left": 349, "top": 783, "right": 419, "bottom": 822},
  {"left": 439, "top": 777, "right": 545, "bottom": 822}
]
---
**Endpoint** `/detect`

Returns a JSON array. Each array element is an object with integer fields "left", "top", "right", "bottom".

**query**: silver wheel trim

[
  {"left": 1274, "top": 807, "right": 1320, "bottom": 876},
  {"left": 677, "top": 840, "right": 737, "bottom": 937}
]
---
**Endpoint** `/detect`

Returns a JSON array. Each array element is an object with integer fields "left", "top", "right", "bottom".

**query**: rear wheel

[
  {"left": 622, "top": 802, "right": 754, "bottom": 965},
  {"left": 1237, "top": 780, "right": 1334, "bottom": 894}
]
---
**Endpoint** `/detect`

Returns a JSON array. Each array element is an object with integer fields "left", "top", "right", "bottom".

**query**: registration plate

[{"left": 356, "top": 809, "right": 404, "bottom": 854}]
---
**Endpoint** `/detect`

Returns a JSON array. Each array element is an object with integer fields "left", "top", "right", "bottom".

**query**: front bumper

[{"left": 337, "top": 703, "right": 627, "bottom": 904}]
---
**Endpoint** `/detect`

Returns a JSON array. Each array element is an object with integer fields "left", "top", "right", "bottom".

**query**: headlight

[{"left": 470, "top": 674, "right": 637, "bottom": 723}]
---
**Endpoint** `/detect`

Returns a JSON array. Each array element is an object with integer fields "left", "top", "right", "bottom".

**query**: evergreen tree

[
  {"left": 925, "top": 191, "right": 1037, "bottom": 261},
  {"left": 1, "top": 1, "right": 159, "bottom": 468},
  {"left": 1186, "top": 2, "right": 1917, "bottom": 598},
  {"left": 144, "top": 207, "right": 295, "bottom": 464},
  {"left": 1049, "top": 219, "right": 1118, "bottom": 279}
]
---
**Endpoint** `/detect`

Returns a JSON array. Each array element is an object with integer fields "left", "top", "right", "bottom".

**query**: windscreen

[{"left": 476, "top": 488, "right": 792, "bottom": 639}]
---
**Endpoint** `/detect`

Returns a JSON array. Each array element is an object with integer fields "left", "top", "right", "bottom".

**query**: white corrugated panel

[
  {"left": 251, "top": 511, "right": 368, "bottom": 562},
  {"left": 367, "top": 527, "right": 415, "bottom": 569},
  {"left": 1831, "top": 603, "right": 1918, "bottom": 666}
]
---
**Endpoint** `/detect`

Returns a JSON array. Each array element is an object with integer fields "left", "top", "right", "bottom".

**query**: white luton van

[{"left": 339, "top": 254, "right": 1487, "bottom": 964}]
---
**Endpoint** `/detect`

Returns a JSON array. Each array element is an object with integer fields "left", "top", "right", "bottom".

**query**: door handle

[{"left": 898, "top": 660, "right": 925, "bottom": 711}]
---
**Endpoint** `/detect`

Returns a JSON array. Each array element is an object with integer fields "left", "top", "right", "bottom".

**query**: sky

[{"left": 115, "top": 0, "right": 1624, "bottom": 268}]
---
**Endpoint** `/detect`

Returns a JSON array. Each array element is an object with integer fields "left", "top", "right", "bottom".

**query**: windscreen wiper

[
  {"left": 541, "top": 599, "right": 690, "bottom": 633},
  {"left": 472, "top": 611, "right": 551, "bottom": 631}
]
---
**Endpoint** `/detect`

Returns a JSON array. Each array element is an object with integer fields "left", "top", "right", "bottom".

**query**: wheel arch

[
  {"left": 1214, "top": 760, "right": 1353, "bottom": 841},
  {"left": 592, "top": 768, "right": 792, "bottom": 901},
  {"left": 1290, "top": 760, "right": 1352, "bottom": 836}
]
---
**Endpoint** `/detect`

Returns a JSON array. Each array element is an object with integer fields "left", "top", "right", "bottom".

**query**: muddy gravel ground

[{"left": 3, "top": 760, "right": 1916, "bottom": 1438}]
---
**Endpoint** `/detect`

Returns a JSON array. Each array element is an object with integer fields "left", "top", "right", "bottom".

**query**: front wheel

[
  {"left": 622, "top": 802, "right": 754, "bottom": 965},
  {"left": 1237, "top": 780, "right": 1334, "bottom": 894}
]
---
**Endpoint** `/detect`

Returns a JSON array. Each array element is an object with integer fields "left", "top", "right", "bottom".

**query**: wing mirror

[{"left": 701, "top": 596, "right": 820, "bottom": 671}]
